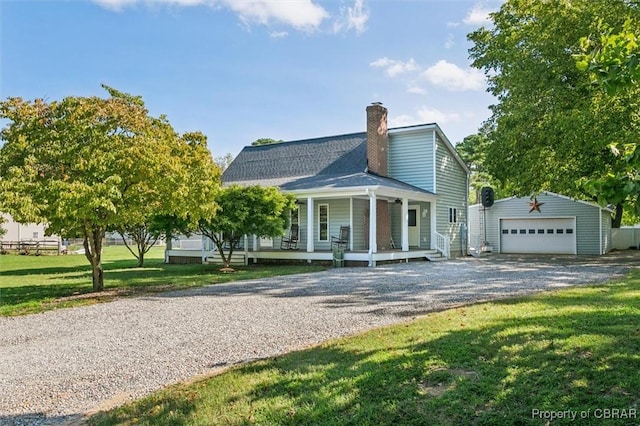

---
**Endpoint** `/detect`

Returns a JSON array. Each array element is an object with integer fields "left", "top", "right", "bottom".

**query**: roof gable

[
  {"left": 470, "top": 191, "right": 613, "bottom": 212},
  {"left": 389, "top": 123, "right": 469, "bottom": 174}
]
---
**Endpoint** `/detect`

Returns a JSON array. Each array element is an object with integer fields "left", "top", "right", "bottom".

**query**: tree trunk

[
  {"left": 119, "top": 227, "right": 147, "bottom": 267},
  {"left": 612, "top": 203, "right": 624, "bottom": 228},
  {"left": 209, "top": 233, "right": 232, "bottom": 270},
  {"left": 136, "top": 227, "right": 146, "bottom": 267},
  {"left": 200, "top": 229, "right": 236, "bottom": 271},
  {"left": 214, "top": 240, "right": 231, "bottom": 269},
  {"left": 164, "top": 228, "right": 172, "bottom": 264},
  {"left": 224, "top": 243, "right": 234, "bottom": 269},
  {"left": 83, "top": 224, "right": 105, "bottom": 292},
  {"left": 91, "top": 262, "right": 104, "bottom": 292}
]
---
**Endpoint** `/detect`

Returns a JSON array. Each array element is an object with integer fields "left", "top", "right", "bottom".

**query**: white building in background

[{"left": 0, "top": 212, "right": 59, "bottom": 243}]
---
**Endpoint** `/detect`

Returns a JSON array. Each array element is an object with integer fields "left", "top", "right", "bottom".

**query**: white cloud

[
  {"left": 415, "top": 106, "right": 461, "bottom": 124},
  {"left": 333, "top": 0, "right": 369, "bottom": 35},
  {"left": 370, "top": 57, "right": 392, "bottom": 68},
  {"left": 227, "top": 0, "right": 328, "bottom": 30},
  {"left": 444, "top": 33, "right": 455, "bottom": 49},
  {"left": 92, "top": 0, "right": 138, "bottom": 11},
  {"left": 463, "top": 5, "right": 493, "bottom": 26},
  {"left": 92, "top": 0, "right": 329, "bottom": 30},
  {"left": 447, "top": 2, "right": 502, "bottom": 27},
  {"left": 390, "top": 107, "right": 461, "bottom": 127},
  {"left": 389, "top": 114, "right": 419, "bottom": 128},
  {"left": 407, "top": 85, "right": 427, "bottom": 95},
  {"left": 370, "top": 57, "right": 418, "bottom": 77},
  {"left": 422, "top": 60, "right": 485, "bottom": 91},
  {"left": 371, "top": 57, "right": 485, "bottom": 92},
  {"left": 269, "top": 31, "right": 289, "bottom": 38}
]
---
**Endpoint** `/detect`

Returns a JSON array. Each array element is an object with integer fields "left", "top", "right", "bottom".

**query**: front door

[{"left": 408, "top": 206, "right": 420, "bottom": 246}]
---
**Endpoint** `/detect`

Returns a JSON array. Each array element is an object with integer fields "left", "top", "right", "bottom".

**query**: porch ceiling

[
  {"left": 289, "top": 187, "right": 436, "bottom": 203},
  {"left": 282, "top": 173, "right": 436, "bottom": 203}
]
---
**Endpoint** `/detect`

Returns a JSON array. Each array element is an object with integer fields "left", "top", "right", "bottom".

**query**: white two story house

[{"left": 167, "top": 103, "right": 469, "bottom": 266}]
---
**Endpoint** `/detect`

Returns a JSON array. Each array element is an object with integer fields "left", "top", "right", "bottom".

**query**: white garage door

[{"left": 500, "top": 218, "right": 576, "bottom": 254}]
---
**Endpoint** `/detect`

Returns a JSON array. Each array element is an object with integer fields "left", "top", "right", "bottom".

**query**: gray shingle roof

[
  {"left": 222, "top": 133, "right": 367, "bottom": 184},
  {"left": 222, "top": 131, "right": 434, "bottom": 196}
]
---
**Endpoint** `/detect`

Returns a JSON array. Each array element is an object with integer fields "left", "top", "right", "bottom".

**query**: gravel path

[{"left": 0, "top": 253, "right": 637, "bottom": 425}]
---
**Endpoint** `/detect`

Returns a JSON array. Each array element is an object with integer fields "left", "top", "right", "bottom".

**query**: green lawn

[
  {"left": 0, "top": 246, "right": 326, "bottom": 316},
  {"left": 89, "top": 272, "right": 640, "bottom": 426}
]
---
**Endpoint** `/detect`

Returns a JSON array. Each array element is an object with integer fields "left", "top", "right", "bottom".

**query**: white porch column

[
  {"left": 349, "top": 197, "right": 354, "bottom": 251},
  {"left": 306, "top": 197, "right": 314, "bottom": 252},
  {"left": 244, "top": 235, "right": 249, "bottom": 266},
  {"left": 201, "top": 234, "right": 207, "bottom": 263},
  {"left": 401, "top": 197, "right": 409, "bottom": 252},
  {"left": 430, "top": 200, "right": 437, "bottom": 250},
  {"left": 369, "top": 190, "right": 377, "bottom": 255}
]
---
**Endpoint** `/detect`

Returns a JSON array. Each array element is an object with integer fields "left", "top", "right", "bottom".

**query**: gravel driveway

[{"left": 0, "top": 252, "right": 637, "bottom": 425}]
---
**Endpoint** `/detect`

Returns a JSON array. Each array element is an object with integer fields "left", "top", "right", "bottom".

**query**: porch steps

[
  {"left": 205, "top": 252, "right": 247, "bottom": 266},
  {"left": 424, "top": 250, "right": 447, "bottom": 262}
]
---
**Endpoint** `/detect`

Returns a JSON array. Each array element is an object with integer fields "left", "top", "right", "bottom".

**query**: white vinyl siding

[
  {"left": 273, "top": 204, "right": 306, "bottom": 249},
  {"left": 297, "top": 203, "right": 308, "bottom": 249},
  {"left": 390, "top": 201, "right": 431, "bottom": 249},
  {"left": 314, "top": 199, "right": 351, "bottom": 251},
  {"left": 388, "top": 131, "right": 435, "bottom": 192},
  {"left": 435, "top": 134, "right": 468, "bottom": 256},
  {"left": 0, "top": 213, "right": 51, "bottom": 242},
  {"left": 352, "top": 199, "right": 369, "bottom": 250}
]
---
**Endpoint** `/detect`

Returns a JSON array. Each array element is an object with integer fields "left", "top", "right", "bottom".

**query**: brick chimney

[{"left": 366, "top": 102, "right": 388, "bottom": 176}]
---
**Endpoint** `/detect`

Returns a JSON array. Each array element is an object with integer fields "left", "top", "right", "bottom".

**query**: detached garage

[{"left": 468, "top": 192, "right": 612, "bottom": 255}]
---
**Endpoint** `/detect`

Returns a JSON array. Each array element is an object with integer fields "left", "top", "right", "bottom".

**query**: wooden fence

[{"left": 0, "top": 240, "right": 62, "bottom": 255}]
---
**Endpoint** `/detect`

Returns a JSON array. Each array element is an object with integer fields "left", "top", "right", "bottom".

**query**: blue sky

[{"left": 1, "top": 0, "right": 501, "bottom": 158}]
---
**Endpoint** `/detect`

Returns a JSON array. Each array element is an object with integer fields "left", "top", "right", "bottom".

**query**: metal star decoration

[{"left": 528, "top": 198, "right": 544, "bottom": 213}]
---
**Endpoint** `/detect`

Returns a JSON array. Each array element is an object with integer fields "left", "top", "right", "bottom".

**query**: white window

[
  {"left": 291, "top": 205, "right": 299, "bottom": 228},
  {"left": 33, "top": 232, "right": 39, "bottom": 239},
  {"left": 259, "top": 237, "right": 273, "bottom": 248},
  {"left": 448, "top": 208, "right": 457, "bottom": 223},
  {"left": 318, "top": 204, "right": 328, "bottom": 241}
]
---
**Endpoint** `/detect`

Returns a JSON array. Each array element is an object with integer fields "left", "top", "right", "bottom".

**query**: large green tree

[
  {"left": 0, "top": 86, "right": 220, "bottom": 290},
  {"left": 455, "top": 129, "right": 509, "bottom": 204},
  {"left": 576, "top": 14, "right": 640, "bottom": 222},
  {"left": 468, "top": 0, "right": 640, "bottom": 227},
  {"left": 198, "top": 185, "right": 295, "bottom": 270},
  {"left": 577, "top": 17, "right": 640, "bottom": 92},
  {"left": 112, "top": 131, "right": 221, "bottom": 267}
]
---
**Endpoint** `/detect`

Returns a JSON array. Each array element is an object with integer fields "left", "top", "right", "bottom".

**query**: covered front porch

[
  {"left": 166, "top": 245, "right": 446, "bottom": 267},
  {"left": 244, "top": 247, "right": 445, "bottom": 265},
  {"left": 279, "top": 184, "right": 446, "bottom": 266},
  {"left": 166, "top": 181, "right": 450, "bottom": 267}
]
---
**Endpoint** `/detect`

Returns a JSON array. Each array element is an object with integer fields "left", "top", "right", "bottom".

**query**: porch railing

[{"left": 435, "top": 232, "right": 450, "bottom": 259}]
